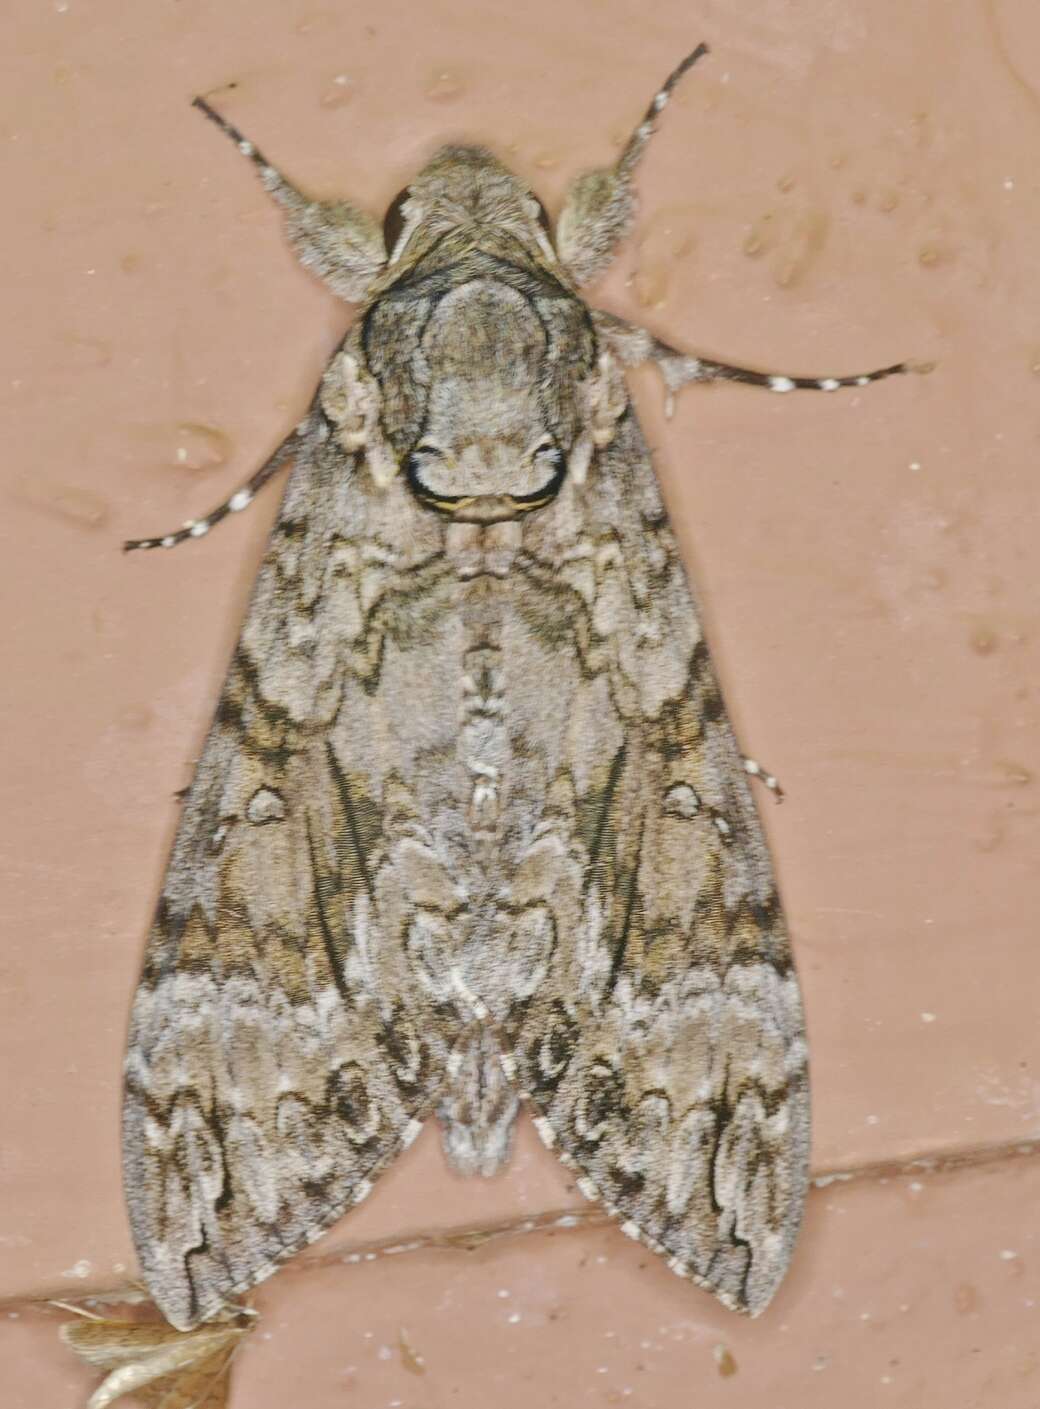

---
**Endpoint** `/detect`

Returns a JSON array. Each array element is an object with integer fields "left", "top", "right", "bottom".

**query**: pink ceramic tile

[
  {"left": 0, "top": 1304, "right": 99, "bottom": 1409},
  {"left": 2, "top": 0, "right": 1038, "bottom": 1365},
  {"left": 6, "top": 1155, "right": 1039, "bottom": 1408},
  {"left": 213, "top": 1157, "right": 1040, "bottom": 1406}
]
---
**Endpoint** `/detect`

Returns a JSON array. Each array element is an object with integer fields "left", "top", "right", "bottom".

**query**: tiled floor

[
  {"left": 7, "top": 1153, "right": 1040, "bottom": 1406},
  {"left": 3, "top": 1, "right": 1039, "bottom": 1405}
]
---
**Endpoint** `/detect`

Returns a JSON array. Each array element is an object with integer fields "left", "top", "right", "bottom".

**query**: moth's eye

[
  {"left": 533, "top": 198, "right": 551, "bottom": 235},
  {"left": 404, "top": 446, "right": 449, "bottom": 509},
  {"left": 404, "top": 445, "right": 440, "bottom": 477},
  {"left": 383, "top": 189, "right": 410, "bottom": 253}
]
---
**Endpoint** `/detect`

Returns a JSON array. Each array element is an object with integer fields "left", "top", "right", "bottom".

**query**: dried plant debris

[{"left": 59, "top": 1305, "right": 251, "bottom": 1409}]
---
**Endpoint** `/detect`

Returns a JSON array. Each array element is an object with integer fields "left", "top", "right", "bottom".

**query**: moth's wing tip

[
  {"left": 739, "top": 1284, "right": 776, "bottom": 1319},
  {"left": 165, "top": 1308, "right": 202, "bottom": 1334},
  {"left": 686, "top": 1264, "right": 777, "bottom": 1319},
  {"left": 138, "top": 1278, "right": 206, "bottom": 1334}
]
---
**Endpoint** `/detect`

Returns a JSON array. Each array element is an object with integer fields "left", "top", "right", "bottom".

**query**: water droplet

[
  {"left": 118, "top": 705, "right": 154, "bottom": 731},
  {"left": 425, "top": 68, "right": 465, "bottom": 102},
  {"left": 169, "top": 422, "right": 232, "bottom": 472},
  {"left": 18, "top": 479, "right": 110, "bottom": 529},
  {"left": 630, "top": 265, "right": 663, "bottom": 308},
  {"left": 319, "top": 73, "right": 355, "bottom": 109},
  {"left": 65, "top": 335, "right": 112, "bottom": 369},
  {"left": 911, "top": 110, "right": 933, "bottom": 148},
  {"left": 774, "top": 209, "right": 828, "bottom": 288},
  {"left": 633, "top": 207, "right": 696, "bottom": 309},
  {"left": 295, "top": 9, "right": 334, "bottom": 34},
  {"left": 743, "top": 204, "right": 828, "bottom": 285},
  {"left": 970, "top": 626, "right": 998, "bottom": 656},
  {"left": 917, "top": 241, "right": 952, "bottom": 268},
  {"left": 992, "top": 759, "right": 1032, "bottom": 787},
  {"left": 743, "top": 211, "right": 774, "bottom": 256}
]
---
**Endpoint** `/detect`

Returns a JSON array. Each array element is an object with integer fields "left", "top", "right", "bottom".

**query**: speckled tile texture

[{"left": 2, "top": 0, "right": 1039, "bottom": 1404}]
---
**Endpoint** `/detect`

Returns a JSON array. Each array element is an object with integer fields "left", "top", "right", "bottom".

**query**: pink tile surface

[
  {"left": 7, "top": 1157, "right": 1040, "bottom": 1407},
  {"left": 2, "top": 0, "right": 1039, "bottom": 1400},
  {"left": 242, "top": 1158, "right": 1040, "bottom": 1408}
]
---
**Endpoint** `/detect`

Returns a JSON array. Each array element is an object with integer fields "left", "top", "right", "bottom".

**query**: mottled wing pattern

[
  {"left": 124, "top": 428, "right": 464, "bottom": 1331},
  {"left": 505, "top": 413, "right": 809, "bottom": 1316}
]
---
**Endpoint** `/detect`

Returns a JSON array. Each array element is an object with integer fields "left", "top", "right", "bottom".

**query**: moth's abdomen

[{"left": 436, "top": 1027, "right": 520, "bottom": 1177}]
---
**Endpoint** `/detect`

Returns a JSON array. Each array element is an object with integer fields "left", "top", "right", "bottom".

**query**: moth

[{"left": 123, "top": 45, "right": 913, "bottom": 1331}]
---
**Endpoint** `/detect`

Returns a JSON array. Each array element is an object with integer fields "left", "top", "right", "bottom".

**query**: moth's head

[{"left": 381, "top": 145, "right": 555, "bottom": 268}]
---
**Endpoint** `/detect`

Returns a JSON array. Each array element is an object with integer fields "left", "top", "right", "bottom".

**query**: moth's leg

[
  {"left": 743, "top": 757, "right": 784, "bottom": 803},
  {"left": 192, "top": 97, "right": 386, "bottom": 301},
  {"left": 124, "top": 413, "right": 316, "bottom": 552},
  {"left": 594, "top": 310, "right": 925, "bottom": 415},
  {"left": 555, "top": 44, "right": 709, "bottom": 286}
]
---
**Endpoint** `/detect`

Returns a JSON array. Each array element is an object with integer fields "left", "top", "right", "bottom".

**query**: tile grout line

[
  {"left": 6, "top": 1133, "right": 1039, "bottom": 1315},
  {"left": 808, "top": 1132, "right": 1040, "bottom": 1187}
]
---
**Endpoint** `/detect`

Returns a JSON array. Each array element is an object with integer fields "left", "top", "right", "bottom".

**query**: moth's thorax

[
  {"left": 408, "top": 280, "right": 563, "bottom": 513},
  {"left": 357, "top": 243, "right": 600, "bottom": 522}
]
